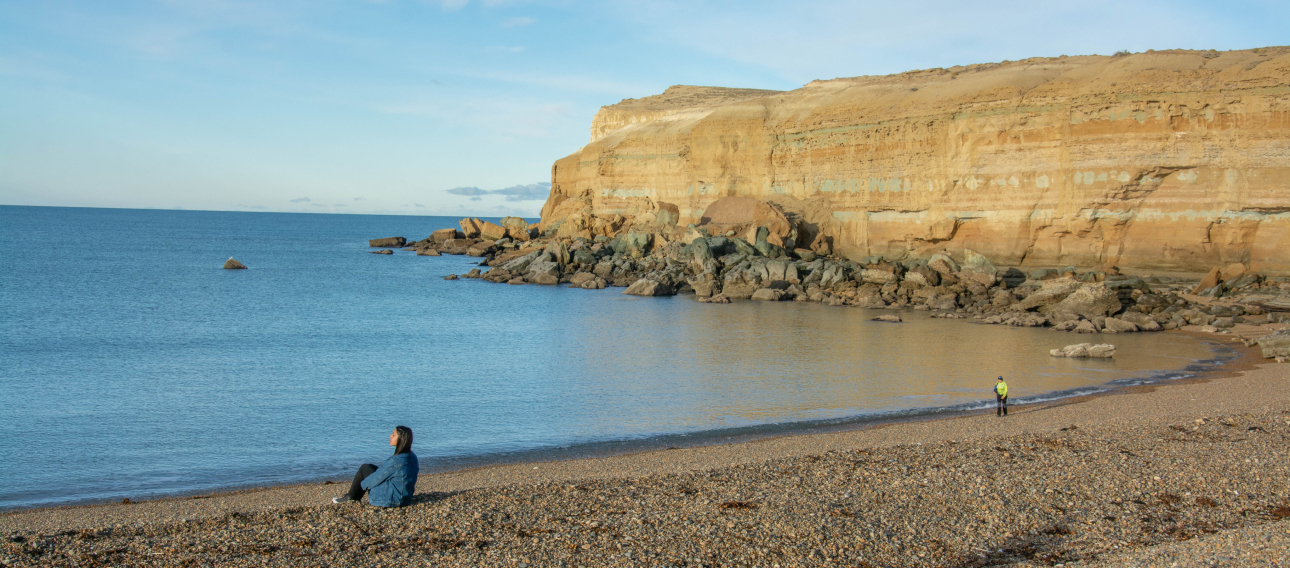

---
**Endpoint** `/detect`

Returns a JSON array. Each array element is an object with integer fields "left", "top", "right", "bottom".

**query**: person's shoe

[{"left": 332, "top": 496, "right": 351, "bottom": 504}]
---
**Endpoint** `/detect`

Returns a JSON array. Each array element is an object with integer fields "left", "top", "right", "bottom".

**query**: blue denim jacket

[{"left": 361, "top": 451, "right": 419, "bottom": 507}]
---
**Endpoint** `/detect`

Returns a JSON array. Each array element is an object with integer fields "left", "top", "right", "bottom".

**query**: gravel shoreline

[{"left": 3, "top": 348, "right": 1286, "bottom": 567}]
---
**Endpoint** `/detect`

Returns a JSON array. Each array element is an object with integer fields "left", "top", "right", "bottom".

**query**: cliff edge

[{"left": 540, "top": 48, "right": 1290, "bottom": 275}]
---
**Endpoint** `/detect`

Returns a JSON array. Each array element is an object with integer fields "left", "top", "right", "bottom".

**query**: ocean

[{"left": 0, "top": 205, "right": 1231, "bottom": 510}]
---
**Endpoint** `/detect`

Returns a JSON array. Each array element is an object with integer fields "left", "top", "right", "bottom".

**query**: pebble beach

[{"left": 3, "top": 346, "right": 1287, "bottom": 567}]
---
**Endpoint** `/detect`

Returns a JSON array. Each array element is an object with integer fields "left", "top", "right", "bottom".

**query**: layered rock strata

[{"left": 540, "top": 48, "right": 1290, "bottom": 275}]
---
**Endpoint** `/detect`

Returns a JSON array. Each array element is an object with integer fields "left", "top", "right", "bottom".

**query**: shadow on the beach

[{"left": 408, "top": 491, "right": 459, "bottom": 506}]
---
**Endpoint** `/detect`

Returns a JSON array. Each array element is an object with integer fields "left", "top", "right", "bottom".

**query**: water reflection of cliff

[{"left": 549, "top": 294, "right": 1216, "bottom": 438}]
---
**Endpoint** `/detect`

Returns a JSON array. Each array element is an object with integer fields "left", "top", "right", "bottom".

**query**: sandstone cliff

[{"left": 540, "top": 48, "right": 1290, "bottom": 275}]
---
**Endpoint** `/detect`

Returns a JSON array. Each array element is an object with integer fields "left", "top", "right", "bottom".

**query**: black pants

[
  {"left": 996, "top": 395, "right": 1008, "bottom": 416},
  {"left": 346, "top": 463, "right": 379, "bottom": 501}
]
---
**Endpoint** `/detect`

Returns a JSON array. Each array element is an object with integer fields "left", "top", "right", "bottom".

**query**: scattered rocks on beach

[
  {"left": 872, "top": 315, "right": 902, "bottom": 323},
  {"left": 222, "top": 258, "right": 247, "bottom": 269},
  {"left": 1256, "top": 330, "right": 1290, "bottom": 362},
  {"left": 1050, "top": 343, "right": 1116, "bottom": 358}
]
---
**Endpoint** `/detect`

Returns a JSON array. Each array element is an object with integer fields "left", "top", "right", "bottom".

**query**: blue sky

[{"left": 2, "top": 1, "right": 1286, "bottom": 217}]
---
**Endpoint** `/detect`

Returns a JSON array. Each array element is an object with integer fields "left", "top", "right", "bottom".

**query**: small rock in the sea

[
  {"left": 698, "top": 294, "right": 731, "bottom": 304},
  {"left": 444, "top": 274, "right": 459, "bottom": 280},
  {"left": 372, "top": 249, "right": 393, "bottom": 255},
  {"left": 872, "top": 315, "right": 902, "bottom": 323},
  {"left": 222, "top": 258, "right": 247, "bottom": 269},
  {"left": 1050, "top": 343, "right": 1115, "bottom": 358}
]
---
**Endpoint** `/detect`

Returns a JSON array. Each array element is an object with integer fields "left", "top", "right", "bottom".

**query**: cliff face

[{"left": 540, "top": 48, "right": 1290, "bottom": 275}]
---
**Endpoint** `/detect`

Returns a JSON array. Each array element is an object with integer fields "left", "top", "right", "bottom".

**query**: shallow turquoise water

[{"left": 0, "top": 206, "right": 1228, "bottom": 509}]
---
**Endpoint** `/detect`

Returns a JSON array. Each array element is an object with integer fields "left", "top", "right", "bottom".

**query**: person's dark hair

[{"left": 393, "top": 425, "right": 413, "bottom": 455}]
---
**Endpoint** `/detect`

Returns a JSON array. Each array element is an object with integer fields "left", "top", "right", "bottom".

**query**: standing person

[
  {"left": 333, "top": 426, "right": 419, "bottom": 507},
  {"left": 994, "top": 376, "right": 1009, "bottom": 417}
]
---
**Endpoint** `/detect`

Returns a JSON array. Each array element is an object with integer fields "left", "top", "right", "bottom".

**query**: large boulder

[
  {"left": 905, "top": 266, "right": 941, "bottom": 287},
  {"left": 368, "top": 237, "right": 406, "bottom": 248},
  {"left": 1256, "top": 330, "right": 1290, "bottom": 360},
  {"left": 960, "top": 249, "right": 997, "bottom": 278},
  {"left": 698, "top": 196, "right": 792, "bottom": 243},
  {"left": 526, "top": 258, "right": 561, "bottom": 281},
  {"left": 859, "top": 269, "right": 897, "bottom": 285},
  {"left": 568, "top": 272, "right": 597, "bottom": 286},
  {"left": 751, "top": 288, "right": 787, "bottom": 301},
  {"left": 223, "top": 257, "right": 247, "bottom": 269},
  {"left": 927, "top": 252, "right": 960, "bottom": 275},
  {"left": 610, "top": 230, "right": 653, "bottom": 256},
  {"left": 1101, "top": 317, "right": 1139, "bottom": 333},
  {"left": 458, "top": 218, "right": 482, "bottom": 238},
  {"left": 1191, "top": 267, "right": 1222, "bottom": 295},
  {"left": 687, "top": 275, "right": 721, "bottom": 297},
  {"left": 623, "top": 279, "right": 673, "bottom": 297},
  {"left": 764, "top": 260, "right": 790, "bottom": 282},
  {"left": 431, "top": 228, "right": 461, "bottom": 243},
  {"left": 500, "top": 250, "right": 543, "bottom": 273},
  {"left": 466, "top": 243, "right": 494, "bottom": 257},
  {"left": 1219, "top": 263, "right": 1247, "bottom": 282},
  {"left": 1012, "top": 278, "right": 1082, "bottom": 312},
  {"left": 927, "top": 293, "right": 958, "bottom": 311},
  {"left": 500, "top": 217, "right": 531, "bottom": 241},
  {"left": 1054, "top": 284, "right": 1123, "bottom": 319},
  {"left": 1118, "top": 311, "right": 1161, "bottom": 331},
  {"left": 479, "top": 221, "right": 508, "bottom": 241}
]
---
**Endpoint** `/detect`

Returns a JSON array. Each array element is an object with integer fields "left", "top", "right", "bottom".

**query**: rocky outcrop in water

[
  {"left": 539, "top": 48, "right": 1290, "bottom": 275},
  {"left": 401, "top": 221, "right": 1290, "bottom": 344},
  {"left": 369, "top": 237, "right": 406, "bottom": 248},
  {"left": 223, "top": 258, "right": 247, "bottom": 269}
]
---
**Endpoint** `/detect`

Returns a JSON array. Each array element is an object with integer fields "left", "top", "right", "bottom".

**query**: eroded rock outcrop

[{"left": 540, "top": 48, "right": 1290, "bottom": 275}]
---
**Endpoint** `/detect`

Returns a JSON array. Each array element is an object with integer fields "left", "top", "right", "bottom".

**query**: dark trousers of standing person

[
  {"left": 346, "top": 463, "right": 379, "bottom": 501},
  {"left": 996, "top": 394, "right": 1008, "bottom": 417}
]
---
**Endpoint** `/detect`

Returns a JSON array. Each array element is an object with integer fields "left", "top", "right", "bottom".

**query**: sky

[{"left": 1, "top": 1, "right": 1286, "bottom": 217}]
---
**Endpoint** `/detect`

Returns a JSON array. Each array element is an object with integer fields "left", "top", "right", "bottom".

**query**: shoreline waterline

[{"left": 0, "top": 331, "right": 1250, "bottom": 516}]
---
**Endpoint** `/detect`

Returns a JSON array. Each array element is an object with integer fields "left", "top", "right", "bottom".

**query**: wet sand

[{"left": 2, "top": 334, "right": 1287, "bottom": 567}]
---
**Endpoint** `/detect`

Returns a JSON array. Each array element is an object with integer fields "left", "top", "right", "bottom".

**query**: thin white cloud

[
  {"left": 500, "top": 16, "right": 534, "bottom": 28},
  {"left": 290, "top": 196, "right": 311, "bottom": 203}
]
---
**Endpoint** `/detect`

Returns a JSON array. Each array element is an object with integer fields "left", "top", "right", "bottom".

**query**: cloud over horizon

[{"left": 446, "top": 182, "right": 550, "bottom": 202}]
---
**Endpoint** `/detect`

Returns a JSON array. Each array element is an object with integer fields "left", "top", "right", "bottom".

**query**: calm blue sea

[{"left": 0, "top": 206, "right": 1231, "bottom": 510}]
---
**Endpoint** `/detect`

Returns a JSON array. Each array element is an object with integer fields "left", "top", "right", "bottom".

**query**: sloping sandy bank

[{"left": 3, "top": 348, "right": 1286, "bottom": 567}]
